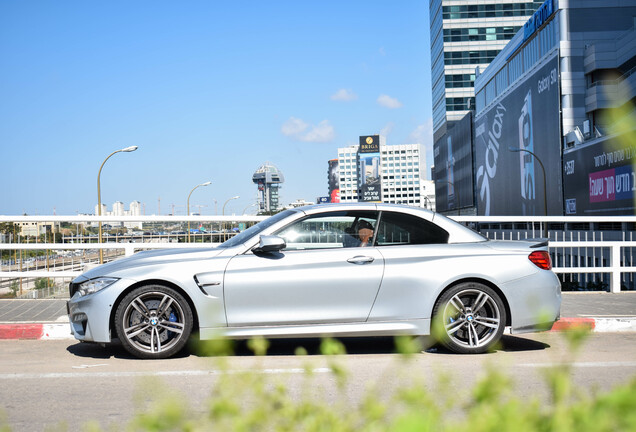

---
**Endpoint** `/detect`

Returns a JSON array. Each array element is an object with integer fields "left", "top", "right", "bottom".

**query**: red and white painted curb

[
  {"left": 550, "top": 317, "right": 636, "bottom": 333},
  {"left": 0, "top": 323, "right": 72, "bottom": 340},
  {"left": 0, "top": 317, "right": 635, "bottom": 340}
]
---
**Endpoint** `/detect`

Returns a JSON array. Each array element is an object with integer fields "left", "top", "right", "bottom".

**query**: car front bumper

[{"left": 67, "top": 278, "right": 132, "bottom": 343}]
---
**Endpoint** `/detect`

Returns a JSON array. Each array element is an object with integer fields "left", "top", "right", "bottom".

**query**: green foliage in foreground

[{"left": 3, "top": 330, "right": 636, "bottom": 432}]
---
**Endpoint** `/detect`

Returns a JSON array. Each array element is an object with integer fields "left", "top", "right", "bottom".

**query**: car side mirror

[{"left": 253, "top": 235, "right": 286, "bottom": 253}]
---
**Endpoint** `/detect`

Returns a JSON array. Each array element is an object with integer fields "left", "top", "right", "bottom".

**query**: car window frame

[
  {"left": 273, "top": 210, "right": 380, "bottom": 251},
  {"left": 374, "top": 210, "right": 449, "bottom": 247}
]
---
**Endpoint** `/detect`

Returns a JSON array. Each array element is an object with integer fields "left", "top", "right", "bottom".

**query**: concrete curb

[{"left": 1, "top": 317, "right": 635, "bottom": 341}]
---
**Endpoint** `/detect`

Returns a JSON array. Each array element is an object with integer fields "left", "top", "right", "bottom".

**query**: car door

[
  {"left": 223, "top": 210, "right": 385, "bottom": 327},
  {"left": 368, "top": 210, "right": 452, "bottom": 321}
]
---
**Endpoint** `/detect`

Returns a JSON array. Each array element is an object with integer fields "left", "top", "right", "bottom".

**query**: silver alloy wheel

[
  {"left": 121, "top": 290, "right": 187, "bottom": 355},
  {"left": 441, "top": 288, "right": 501, "bottom": 349}
]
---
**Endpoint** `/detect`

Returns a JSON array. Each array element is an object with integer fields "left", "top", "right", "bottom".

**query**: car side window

[
  {"left": 275, "top": 211, "right": 378, "bottom": 250},
  {"left": 376, "top": 212, "right": 449, "bottom": 246}
]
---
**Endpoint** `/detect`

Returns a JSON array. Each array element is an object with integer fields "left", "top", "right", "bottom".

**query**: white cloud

[
  {"left": 302, "top": 120, "right": 335, "bottom": 142},
  {"left": 377, "top": 94, "right": 403, "bottom": 109},
  {"left": 407, "top": 119, "right": 433, "bottom": 144},
  {"left": 379, "top": 47, "right": 386, "bottom": 56},
  {"left": 330, "top": 88, "right": 358, "bottom": 102},
  {"left": 281, "top": 117, "right": 335, "bottom": 143},
  {"left": 281, "top": 117, "right": 308, "bottom": 136}
]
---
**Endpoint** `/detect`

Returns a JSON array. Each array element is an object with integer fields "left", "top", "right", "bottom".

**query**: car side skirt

[{"left": 200, "top": 319, "right": 431, "bottom": 340}]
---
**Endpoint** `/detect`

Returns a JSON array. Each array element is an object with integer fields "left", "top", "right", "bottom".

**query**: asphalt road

[{"left": 1, "top": 333, "right": 635, "bottom": 431}]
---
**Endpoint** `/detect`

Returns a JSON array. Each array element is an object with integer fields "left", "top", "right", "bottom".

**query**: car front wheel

[
  {"left": 432, "top": 282, "right": 506, "bottom": 354},
  {"left": 115, "top": 285, "right": 193, "bottom": 359}
]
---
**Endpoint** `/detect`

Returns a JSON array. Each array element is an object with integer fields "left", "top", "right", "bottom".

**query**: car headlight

[{"left": 78, "top": 277, "right": 119, "bottom": 296}]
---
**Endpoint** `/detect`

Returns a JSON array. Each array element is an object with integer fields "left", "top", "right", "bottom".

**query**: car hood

[{"left": 75, "top": 247, "right": 225, "bottom": 281}]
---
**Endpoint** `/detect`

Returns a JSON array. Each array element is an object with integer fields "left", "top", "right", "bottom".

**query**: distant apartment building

[
  {"left": 112, "top": 201, "right": 125, "bottom": 216},
  {"left": 93, "top": 201, "right": 143, "bottom": 229},
  {"left": 16, "top": 221, "right": 54, "bottom": 237}
]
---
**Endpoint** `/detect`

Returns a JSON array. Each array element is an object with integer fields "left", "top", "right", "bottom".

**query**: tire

[
  {"left": 115, "top": 285, "right": 193, "bottom": 359},
  {"left": 432, "top": 282, "right": 506, "bottom": 354}
]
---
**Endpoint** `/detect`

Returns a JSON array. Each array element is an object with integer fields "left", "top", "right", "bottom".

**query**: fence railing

[{"left": 2, "top": 214, "right": 636, "bottom": 295}]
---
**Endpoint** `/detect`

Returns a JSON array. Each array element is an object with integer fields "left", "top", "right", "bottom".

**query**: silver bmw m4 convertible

[{"left": 67, "top": 203, "right": 561, "bottom": 359}]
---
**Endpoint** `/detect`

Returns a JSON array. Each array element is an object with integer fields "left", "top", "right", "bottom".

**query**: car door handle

[{"left": 347, "top": 256, "right": 375, "bottom": 265}]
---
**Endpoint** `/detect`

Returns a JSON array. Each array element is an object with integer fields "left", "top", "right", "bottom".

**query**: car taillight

[{"left": 529, "top": 251, "right": 552, "bottom": 270}]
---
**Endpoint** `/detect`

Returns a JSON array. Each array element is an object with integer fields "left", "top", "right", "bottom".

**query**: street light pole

[
  {"left": 242, "top": 202, "right": 257, "bottom": 215},
  {"left": 222, "top": 196, "right": 240, "bottom": 216},
  {"left": 97, "top": 146, "right": 138, "bottom": 264},
  {"left": 508, "top": 146, "right": 548, "bottom": 237},
  {"left": 187, "top": 181, "right": 212, "bottom": 242}
]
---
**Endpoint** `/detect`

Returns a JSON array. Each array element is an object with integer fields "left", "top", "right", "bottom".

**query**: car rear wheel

[
  {"left": 432, "top": 282, "right": 506, "bottom": 354},
  {"left": 115, "top": 285, "right": 193, "bottom": 359}
]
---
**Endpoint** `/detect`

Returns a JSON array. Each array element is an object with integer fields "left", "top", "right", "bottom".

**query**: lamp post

[
  {"left": 97, "top": 146, "right": 138, "bottom": 264},
  {"left": 242, "top": 202, "right": 257, "bottom": 215},
  {"left": 508, "top": 146, "right": 548, "bottom": 237},
  {"left": 222, "top": 196, "right": 240, "bottom": 216},
  {"left": 187, "top": 181, "right": 211, "bottom": 242}
]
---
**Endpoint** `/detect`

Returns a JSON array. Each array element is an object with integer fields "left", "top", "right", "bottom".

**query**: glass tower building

[{"left": 429, "top": 0, "right": 545, "bottom": 142}]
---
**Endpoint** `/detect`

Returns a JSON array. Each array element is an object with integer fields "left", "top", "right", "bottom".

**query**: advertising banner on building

[
  {"left": 474, "top": 53, "right": 562, "bottom": 215},
  {"left": 328, "top": 159, "right": 340, "bottom": 203},
  {"left": 563, "top": 130, "right": 636, "bottom": 215},
  {"left": 434, "top": 112, "right": 474, "bottom": 212},
  {"left": 359, "top": 136, "right": 382, "bottom": 202}
]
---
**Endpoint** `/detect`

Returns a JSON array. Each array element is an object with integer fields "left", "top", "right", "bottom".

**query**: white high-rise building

[
  {"left": 93, "top": 201, "right": 142, "bottom": 229},
  {"left": 336, "top": 141, "right": 428, "bottom": 207},
  {"left": 429, "top": 0, "right": 544, "bottom": 142},
  {"left": 94, "top": 203, "right": 107, "bottom": 216},
  {"left": 112, "top": 201, "right": 125, "bottom": 216},
  {"left": 129, "top": 201, "right": 141, "bottom": 216}
]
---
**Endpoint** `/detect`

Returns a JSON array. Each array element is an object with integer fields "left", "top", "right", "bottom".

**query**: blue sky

[{"left": 0, "top": 1, "right": 432, "bottom": 216}]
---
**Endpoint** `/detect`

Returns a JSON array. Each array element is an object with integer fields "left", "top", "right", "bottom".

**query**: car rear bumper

[{"left": 506, "top": 270, "right": 562, "bottom": 333}]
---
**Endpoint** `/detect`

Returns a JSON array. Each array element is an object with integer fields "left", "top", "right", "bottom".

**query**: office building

[
  {"left": 429, "top": 0, "right": 545, "bottom": 143},
  {"left": 441, "top": 0, "right": 636, "bottom": 216},
  {"left": 335, "top": 136, "right": 429, "bottom": 207}
]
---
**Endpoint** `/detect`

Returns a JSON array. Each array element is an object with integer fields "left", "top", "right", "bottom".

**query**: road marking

[
  {"left": 520, "top": 361, "right": 636, "bottom": 368},
  {"left": 72, "top": 364, "right": 109, "bottom": 369},
  {"left": 0, "top": 367, "right": 332, "bottom": 380}
]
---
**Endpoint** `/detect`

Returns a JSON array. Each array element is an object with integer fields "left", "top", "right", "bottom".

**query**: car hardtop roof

[
  {"left": 295, "top": 202, "right": 435, "bottom": 217},
  {"left": 291, "top": 203, "right": 485, "bottom": 243}
]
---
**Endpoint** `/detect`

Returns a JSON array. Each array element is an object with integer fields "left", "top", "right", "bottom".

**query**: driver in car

[{"left": 357, "top": 220, "right": 374, "bottom": 247}]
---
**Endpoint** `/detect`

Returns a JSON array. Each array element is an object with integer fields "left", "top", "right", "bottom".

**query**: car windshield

[{"left": 217, "top": 209, "right": 298, "bottom": 249}]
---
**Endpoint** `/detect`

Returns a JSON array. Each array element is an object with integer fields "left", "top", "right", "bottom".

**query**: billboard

[
  {"left": 474, "top": 52, "right": 562, "bottom": 215},
  {"left": 328, "top": 159, "right": 340, "bottom": 203},
  {"left": 359, "top": 135, "right": 381, "bottom": 154},
  {"left": 434, "top": 112, "right": 474, "bottom": 212},
  {"left": 359, "top": 136, "right": 382, "bottom": 202},
  {"left": 563, "top": 130, "right": 636, "bottom": 215}
]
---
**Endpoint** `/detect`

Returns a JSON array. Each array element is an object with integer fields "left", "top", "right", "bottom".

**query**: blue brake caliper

[{"left": 168, "top": 312, "right": 177, "bottom": 338}]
